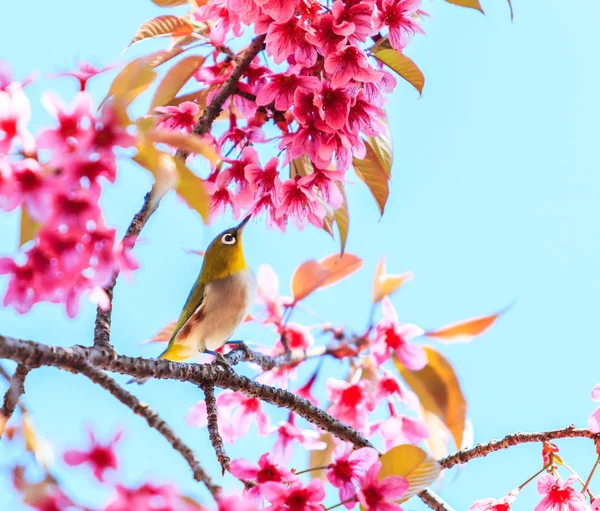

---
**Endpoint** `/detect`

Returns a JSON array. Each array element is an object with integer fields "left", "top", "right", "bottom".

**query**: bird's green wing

[{"left": 169, "top": 278, "right": 206, "bottom": 344}]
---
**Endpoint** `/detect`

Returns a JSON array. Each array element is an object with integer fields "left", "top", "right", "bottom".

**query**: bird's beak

[{"left": 235, "top": 214, "right": 252, "bottom": 234}]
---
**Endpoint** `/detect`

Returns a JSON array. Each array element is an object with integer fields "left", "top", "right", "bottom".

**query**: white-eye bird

[{"left": 161, "top": 215, "right": 256, "bottom": 363}]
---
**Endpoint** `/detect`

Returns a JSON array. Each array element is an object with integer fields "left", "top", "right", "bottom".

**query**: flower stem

[
  {"left": 582, "top": 455, "right": 600, "bottom": 497},
  {"left": 294, "top": 465, "right": 329, "bottom": 476},
  {"left": 325, "top": 498, "right": 356, "bottom": 510},
  {"left": 518, "top": 463, "right": 552, "bottom": 491},
  {"left": 562, "top": 461, "right": 595, "bottom": 499}
]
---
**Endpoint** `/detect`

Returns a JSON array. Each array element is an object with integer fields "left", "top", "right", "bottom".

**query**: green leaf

[
  {"left": 150, "top": 56, "right": 205, "bottom": 111},
  {"left": 444, "top": 0, "right": 484, "bottom": 13},
  {"left": 334, "top": 184, "right": 349, "bottom": 255},
  {"left": 353, "top": 130, "right": 392, "bottom": 215},
  {"left": 377, "top": 445, "right": 441, "bottom": 506},
  {"left": 394, "top": 346, "right": 467, "bottom": 450},
  {"left": 19, "top": 207, "right": 40, "bottom": 247},
  {"left": 373, "top": 49, "right": 425, "bottom": 96},
  {"left": 174, "top": 159, "right": 210, "bottom": 223}
]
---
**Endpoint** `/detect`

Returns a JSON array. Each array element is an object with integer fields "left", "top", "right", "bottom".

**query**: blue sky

[{"left": 1, "top": 0, "right": 600, "bottom": 509}]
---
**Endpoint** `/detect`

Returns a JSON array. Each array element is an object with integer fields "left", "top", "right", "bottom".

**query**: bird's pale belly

[{"left": 175, "top": 269, "right": 256, "bottom": 355}]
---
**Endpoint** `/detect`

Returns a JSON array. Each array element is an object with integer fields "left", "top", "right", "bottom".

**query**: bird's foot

[
  {"left": 205, "top": 350, "right": 232, "bottom": 370},
  {"left": 225, "top": 340, "right": 255, "bottom": 361}
]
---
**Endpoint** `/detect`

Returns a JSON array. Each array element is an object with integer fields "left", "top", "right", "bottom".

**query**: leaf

[
  {"left": 372, "top": 257, "right": 413, "bottom": 304},
  {"left": 146, "top": 47, "right": 186, "bottom": 69},
  {"left": 147, "top": 129, "right": 218, "bottom": 163},
  {"left": 141, "top": 321, "right": 177, "bottom": 344},
  {"left": 444, "top": 0, "right": 484, "bottom": 13},
  {"left": 100, "top": 58, "right": 157, "bottom": 108},
  {"left": 424, "top": 309, "right": 506, "bottom": 343},
  {"left": 290, "top": 155, "right": 314, "bottom": 178},
  {"left": 333, "top": 184, "right": 349, "bottom": 255},
  {"left": 290, "top": 260, "right": 331, "bottom": 303},
  {"left": 308, "top": 433, "right": 336, "bottom": 481},
  {"left": 151, "top": 0, "right": 188, "bottom": 6},
  {"left": 373, "top": 49, "right": 425, "bottom": 95},
  {"left": 150, "top": 56, "right": 205, "bottom": 110},
  {"left": 353, "top": 131, "right": 392, "bottom": 215},
  {"left": 377, "top": 444, "right": 441, "bottom": 505},
  {"left": 129, "top": 15, "right": 194, "bottom": 48},
  {"left": 395, "top": 346, "right": 467, "bottom": 449},
  {"left": 19, "top": 207, "right": 40, "bottom": 247},
  {"left": 421, "top": 409, "right": 450, "bottom": 460},
  {"left": 318, "top": 253, "right": 363, "bottom": 289},
  {"left": 174, "top": 158, "right": 210, "bottom": 223}
]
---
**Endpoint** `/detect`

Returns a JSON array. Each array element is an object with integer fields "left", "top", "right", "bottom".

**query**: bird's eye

[{"left": 221, "top": 233, "right": 236, "bottom": 245}]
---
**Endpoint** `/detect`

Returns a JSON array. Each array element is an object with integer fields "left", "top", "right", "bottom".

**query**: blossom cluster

[
  {"left": 0, "top": 64, "right": 136, "bottom": 316},
  {"left": 153, "top": 0, "right": 426, "bottom": 229}
]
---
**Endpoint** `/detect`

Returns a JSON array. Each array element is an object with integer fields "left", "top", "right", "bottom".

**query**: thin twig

[
  {"left": 0, "top": 364, "right": 30, "bottom": 439},
  {"left": 203, "top": 385, "right": 230, "bottom": 474},
  {"left": 70, "top": 360, "right": 221, "bottom": 498},
  {"left": 419, "top": 489, "right": 456, "bottom": 511}
]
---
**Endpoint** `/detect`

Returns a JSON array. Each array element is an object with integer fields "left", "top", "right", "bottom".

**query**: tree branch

[
  {"left": 203, "top": 385, "right": 230, "bottom": 475},
  {"left": 62, "top": 359, "right": 221, "bottom": 497},
  {"left": 419, "top": 489, "right": 456, "bottom": 511},
  {"left": 0, "top": 364, "right": 30, "bottom": 439}
]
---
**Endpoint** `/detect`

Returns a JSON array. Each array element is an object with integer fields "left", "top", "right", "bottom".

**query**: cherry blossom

[
  {"left": 217, "top": 390, "right": 271, "bottom": 442},
  {"left": 535, "top": 474, "right": 587, "bottom": 511},
  {"left": 216, "top": 494, "right": 261, "bottom": 511},
  {"left": 105, "top": 482, "right": 200, "bottom": 511},
  {"left": 271, "top": 413, "right": 327, "bottom": 463},
  {"left": 374, "top": 0, "right": 425, "bottom": 52},
  {"left": 327, "top": 442, "right": 380, "bottom": 507},
  {"left": 261, "top": 479, "right": 326, "bottom": 511},
  {"left": 370, "top": 403, "right": 429, "bottom": 450},
  {"left": 63, "top": 428, "right": 121, "bottom": 482},
  {"left": 230, "top": 453, "right": 294, "bottom": 498},
  {"left": 372, "top": 297, "right": 426, "bottom": 369},
  {"left": 470, "top": 490, "right": 519, "bottom": 511},
  {"left": 277, "top": 176, "right": 327, "bottom": 230},
  {"left": 154, "top": 102, "right": 199, "bottom": 133},
  {"left": 357, "top": 461, "right": 408, "bottom": 511},
  {"left": 327, "top": 378, "right": 375, "bottom": 430},
  {"left": 588, "top": 383, "right": 600, "bottom": 433}
]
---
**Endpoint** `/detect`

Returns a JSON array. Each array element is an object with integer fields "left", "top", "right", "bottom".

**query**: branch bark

[
  {"left": 419, "top": 489, "right": 456, "bottom": 511},
  {"left": 203, "top": 385, "right": 230, "bottom": 475},
  {"left": 0, "top": 363, "right": 30, "bottom": 438}
]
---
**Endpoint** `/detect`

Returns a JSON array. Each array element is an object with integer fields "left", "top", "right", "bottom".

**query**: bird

[{"left": 129, "top": 215, "right": 256, "bottom": 384}]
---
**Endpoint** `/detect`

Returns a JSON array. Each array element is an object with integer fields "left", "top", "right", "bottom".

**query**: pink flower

[
  {"left": 217, "top": 391, "right": 271, "bottom": 442},
  {"left": 192, "top": 0, "right": 243, "bottom": 45},
  {"left": 154, "top": 102, "right": 199, "bottom": 133},
  {"left": 307, "top": 14, "right": 347, "bottom": 56},
  {"left": 357, "top": 461, "right": 408, "bottom": 511},
  {"left": 372, "top": 297, "right": 425, "bottom": 369},
  {"left": 265, "top": 20, "right": 317, "bottom": 67},
  {"left": 220, "top": 146, "right": 259, "bottom": 207},
  {"left": 296, "top": 369, "right": 320, "bottom": 406},
  {"left": 370, "top": 404, "right": 429, "bottom": 450},
  {"left": 87, "top": 103, "right": 135, "bottom": 153},
  {"left": 0, "top": 85, "right": 33, "bottom": 153},
  {"left": 274, "top": 322, "right": 315, "bottom": 353},
  {"left": 186, "top": 400, "right": 208, "bottom": 428},
  {"left": 217, "top": 494, "right": 261, "bottom": 511},
  {"left": 271, "top": 414, "right": 326, "bottom": 463},
  {"left": 205, "top": 172, "right": 241, "bottom": 221},
  {"left": 254, "top": 0, "right": 297, "bottom": 23},
  {"left": 257, "top": 73, "right": 320, "bottom": 111},
  {"left": 301, "top": 167, "right": 345, "bottom": 209},
  {"left": 324, "top": 46, "right": 383, "bottom": 89},
  {"left": 262, "top": 479, "right": 326, "bottom": 511},
  {"left": 535, "top": 474, "right": 587, "bottom": 511},
  {"left": 470, "top": 490, "right": 519, "bottom": 511},
  {"left": 347, "top": 89, "right": 385, "bottom": 137},
  {"left": 105, "top": 482, "right": 193, "bottom": 511},
  {"left": 327, "top": 442, "right": 379, "bottom": 507},
  {"left": 256, "top": 264, "right": 291, "bottom": 323},
  {"left": 331, "top": 0, "right": 375, "bottom": 43},
  {"left": 374, "top": 371, "right": 415, "bottom": 408},
  {"left": 53, "top": 61, "right": 115, "bottom": 91},
  {"left": 313, "top": 84, "right": 352, "bottom": 131},
  {"left": 327, "top": 379, "right": 374, "bottom": 430},
  {"left": 246, "top": 156, "right": 282, "bottom": 200},
  {"left": 276, "top": 176, "right": 326, "bottom": 230},
  {"left": 63, "top": 428, "right": 121, "bottom": 482},
  {"left": 230, "top": 453, "right": 294, "bottom": 496},
  {"left": 588, "top": 384, "right": 600, "bottom": 433},
  {"left": 375, "top": 0, "right": 424, "bottom": 51}
]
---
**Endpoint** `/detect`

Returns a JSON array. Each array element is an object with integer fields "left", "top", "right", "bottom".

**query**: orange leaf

[
  {"left": 150, "top": 55, "right": 205, "bottom": 110},
  {"left": 147, "top": 129, "right": 218, "bottom": 163},
  {"left": 444, "top": 0, "right": 484, "bottom": 12},
  {"left": 151, "top": 0, "right": 188, "bottom": 6},
  {"left": 425, "top": 308, "right": 508, "bottom": 343},
  {"left": 129, "top": 15, "right": 194, "bottom": 48},
  {"left": 372, "top": 257, "right": 413, "bottom": 304},
  {"left": 142, "top": 321, "right": 177, "bottom": 344},
  {"left": 318, "top": 253, "right": 363, "bottom": 289},
  {"left": 373, "top": 49, "right": 424, "bottom": 96},
  {"left": 291, "top": 260, "right": 331, "bottom": 302}
]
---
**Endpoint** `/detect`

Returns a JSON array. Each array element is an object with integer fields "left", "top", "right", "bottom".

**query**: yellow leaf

[
  {"left": 308, "top": 433, "right": 336, "bottom": 481},
  {"left": 128, "top": 15, "right": 194, "bottom": 48},
  {"left": 353, "top": 130, "right": 392, "bottom": 215},
  {"left": 167, "top": 88, "right": 207, "bottom": 107},
  {"left": 318, "top": 253, "right": 363, "bottom": 289},
  {"left": 174, "top": 158, "right": 210, "bottom": 223},
  {"left": 372, "top": 257, "right": 413, "bottom": 303},
  {"left": 444, "top": 0, "right": 484, "bottom": 13},
  {"left": 378, "top": 444, "right": 441, "bottom": 505},
  {"left": 290, "top": 155, "right": 314, "bottom": 178},
  {"left": 147, "top": 129, "right": 218, "bottom": 163},
  {"left": 334, "top": 184, "right": 349, "bottom": 255},
  {"left": 146, "top": 47, "right": 186, "bottom": 69},
  {"left": 421, "top": 409, "right": 450, "bottom": 460},
  {"left": 291, "top": 259, "right": 331, "bottom": 302},
  {"left": 100, "top": 58, "right": 157, "bottom": 109},
  {"left": 373, "top": 49, "right": 425, "bottom": 96},
  {"left": 150, "top": 56, "right": 205, "bottom": 110},
  {"left": 151, "top": 0, "right": 188, "bottom": 6},
  {"left": 141, "top": 320, "right": 177, "bottom": 344},
  {"left": 425, "top": 309, "right": 507, "bottom": 343},
  {"left": 19, "top": 207, "right": 40, "bottom": 247},
  {"left": 395, "top": 346, "right": 467, "bottom": 450}
]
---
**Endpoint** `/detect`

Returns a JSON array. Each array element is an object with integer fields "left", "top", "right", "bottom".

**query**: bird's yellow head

[{"left": 199, "top": 215, "right": 251, "bottom": 282}]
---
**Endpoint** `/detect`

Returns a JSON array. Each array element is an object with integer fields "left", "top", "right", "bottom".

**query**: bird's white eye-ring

[{"left": 222, "top": 233, "right": 236, "bottom": 245}]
